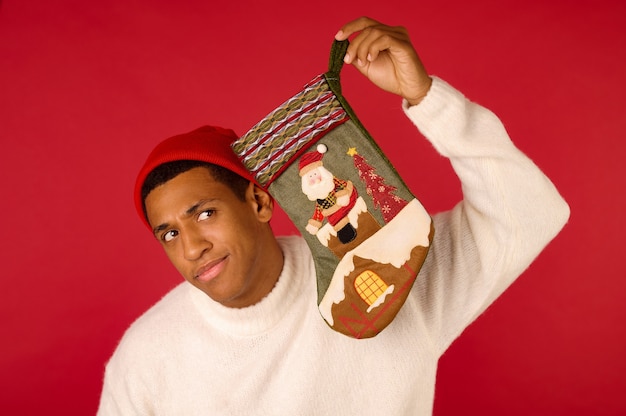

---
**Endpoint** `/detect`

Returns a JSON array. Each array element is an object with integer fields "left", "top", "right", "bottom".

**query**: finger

[
  {"left": 344, "top": 26, "right": 377, "bottom": 66},
  {"left": 347, "top": 26, "right": 408, "bottom": 65},
  {"left": 335, "top": 16, "right": 380, "bottom": 41},
  {"left": 362, "top": 28, "right": 411, "bottom": 63}
]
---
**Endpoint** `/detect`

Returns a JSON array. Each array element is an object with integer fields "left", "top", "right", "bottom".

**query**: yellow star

[{"left": 347, "top": 147, "right": 358, "bottom": 156}]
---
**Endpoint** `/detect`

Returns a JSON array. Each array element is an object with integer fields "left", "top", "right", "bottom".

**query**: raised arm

[{"left": 336, "top": 16, "right": 570, "bottom": 353}]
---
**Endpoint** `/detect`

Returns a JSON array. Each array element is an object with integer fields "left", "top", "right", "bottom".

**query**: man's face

[{"left": 145, "top": 167, "right": 275, "bottom": 308}]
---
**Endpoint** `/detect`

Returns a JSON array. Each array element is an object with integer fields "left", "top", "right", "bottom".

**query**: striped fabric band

[{"left": 232, "top": 74, "right": 347, "bottom": 187}]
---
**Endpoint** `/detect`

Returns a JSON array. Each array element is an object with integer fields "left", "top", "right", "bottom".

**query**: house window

[{"left": 354, "top": 270, "right": 388, "bottom": 307}]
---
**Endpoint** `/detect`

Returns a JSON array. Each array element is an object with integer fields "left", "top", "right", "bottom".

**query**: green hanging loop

[
  {"left": 328, "top": 39, "right": 349, "bottom": 76},
  {"left": 325, "top": 40, "right": 349, "bottom": 95}
]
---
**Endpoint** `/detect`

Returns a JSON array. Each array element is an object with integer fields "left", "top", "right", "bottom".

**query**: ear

[{"left": 247, "top": 182, "right": 274, "bottom": 223}]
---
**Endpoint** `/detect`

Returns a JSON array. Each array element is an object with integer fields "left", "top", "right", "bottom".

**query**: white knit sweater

[{"left": 97, "top": 77, "right": 570, "bottom": 415}]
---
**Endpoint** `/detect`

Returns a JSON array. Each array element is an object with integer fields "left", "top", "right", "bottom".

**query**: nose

[{"left": 180, "top": 226, "right": 211, "bottom": 261}]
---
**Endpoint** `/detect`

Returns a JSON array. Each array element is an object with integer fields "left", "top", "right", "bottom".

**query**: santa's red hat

[{"left": 299, "top": 143, "right": 328, "bottom": 176}]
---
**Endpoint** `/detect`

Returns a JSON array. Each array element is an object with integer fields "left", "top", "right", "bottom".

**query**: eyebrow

[
  {"left": 152, "top": 223, "right": 169, "bottom": 237},
  {"left": 152, "top": 199, "right": 216, "bottom": 237}
]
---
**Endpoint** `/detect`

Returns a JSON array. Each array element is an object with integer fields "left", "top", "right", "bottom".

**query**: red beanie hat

[{"left": 134, "top": 125, "right": 254, "bottom": 230}]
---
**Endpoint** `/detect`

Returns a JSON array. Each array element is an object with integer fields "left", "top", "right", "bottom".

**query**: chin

[{"left": 204, "top": 285, "right": 245, "bottom": 307}]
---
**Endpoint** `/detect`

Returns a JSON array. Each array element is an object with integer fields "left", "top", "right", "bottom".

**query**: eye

[
  {"left": 162, "top": 229, "right": 178, "bottom": 242},
  {"left": 197, "top": 209, "right": 214, "bottom": 222}
]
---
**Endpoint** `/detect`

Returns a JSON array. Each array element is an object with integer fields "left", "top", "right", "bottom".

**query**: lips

[{"left": 194, "top": 256, "right": 228, "bottom": 283}]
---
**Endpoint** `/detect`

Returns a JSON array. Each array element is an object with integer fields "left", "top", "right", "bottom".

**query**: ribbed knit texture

[{"left": 98, "top": 77, "right": 569, "bottom": 415}]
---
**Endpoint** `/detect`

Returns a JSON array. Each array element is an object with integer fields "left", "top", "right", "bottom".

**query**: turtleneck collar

[{"left": 187, "top": 236, "right": 312, "bottom": 337}]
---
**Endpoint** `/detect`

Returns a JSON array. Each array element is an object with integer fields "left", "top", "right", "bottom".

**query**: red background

[{"left": 1, "top": 0, "right": 624, "bottom": 414}]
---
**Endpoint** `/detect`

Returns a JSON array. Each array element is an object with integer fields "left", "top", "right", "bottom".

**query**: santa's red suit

[{"left": 308, "top": 177, "right": 358, "bottom": 231}]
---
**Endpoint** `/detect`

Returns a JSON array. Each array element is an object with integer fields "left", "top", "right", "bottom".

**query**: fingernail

[
  {"left": 343, "top": 53, "right": 350, "bottom": 63},
  {"left": 367, "top": 53, "right": 372, "bottom": 62},
  {"left": 357, "top": 58, "right": 364, "bottom": 66},
  {"left": 335, "top": 30, "right": 344, "bottom": 40}
]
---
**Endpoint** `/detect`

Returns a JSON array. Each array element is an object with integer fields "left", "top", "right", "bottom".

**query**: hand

[
  {"left": 335, "top": 17, "right": 432, "bottom": 106},
  {"left": 336, "top": 194, "right": 350, "bottom": 207}
]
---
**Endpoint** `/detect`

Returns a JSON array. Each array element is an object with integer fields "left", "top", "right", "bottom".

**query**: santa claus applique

[{"left": 300, "top": 143, "right": 365, "bottom": 246}]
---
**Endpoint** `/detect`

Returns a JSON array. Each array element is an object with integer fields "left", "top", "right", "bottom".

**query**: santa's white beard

[{"left": 302, "top": 167, "right": 335, "bottom": 201}]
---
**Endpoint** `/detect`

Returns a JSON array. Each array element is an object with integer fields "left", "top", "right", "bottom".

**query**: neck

[
  {"left": 253, "top": 228, "right": 285, "bottom": 304},
  {"left": 221, "top": 226, "right": 284, "bottom": 309}
]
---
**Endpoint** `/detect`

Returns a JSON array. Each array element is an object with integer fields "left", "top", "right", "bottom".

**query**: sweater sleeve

[
  {"left": 403, "top": 77, "right": 570, "bottom": 354},
  {"left": 97, "top": 346, "right": 153, "bottom": 416},
  {"left": 96, "top": 316, "right": 161, "bottom": 416}
]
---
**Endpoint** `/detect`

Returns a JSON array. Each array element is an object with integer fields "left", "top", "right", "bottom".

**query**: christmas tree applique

[{"left": 349, "top": 147, "right": 409, "bottom": 222}]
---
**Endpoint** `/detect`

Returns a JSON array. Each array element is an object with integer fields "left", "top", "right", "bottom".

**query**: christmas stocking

[{"left": 232, "top": 40, "right": 433, "bottom": 338}]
